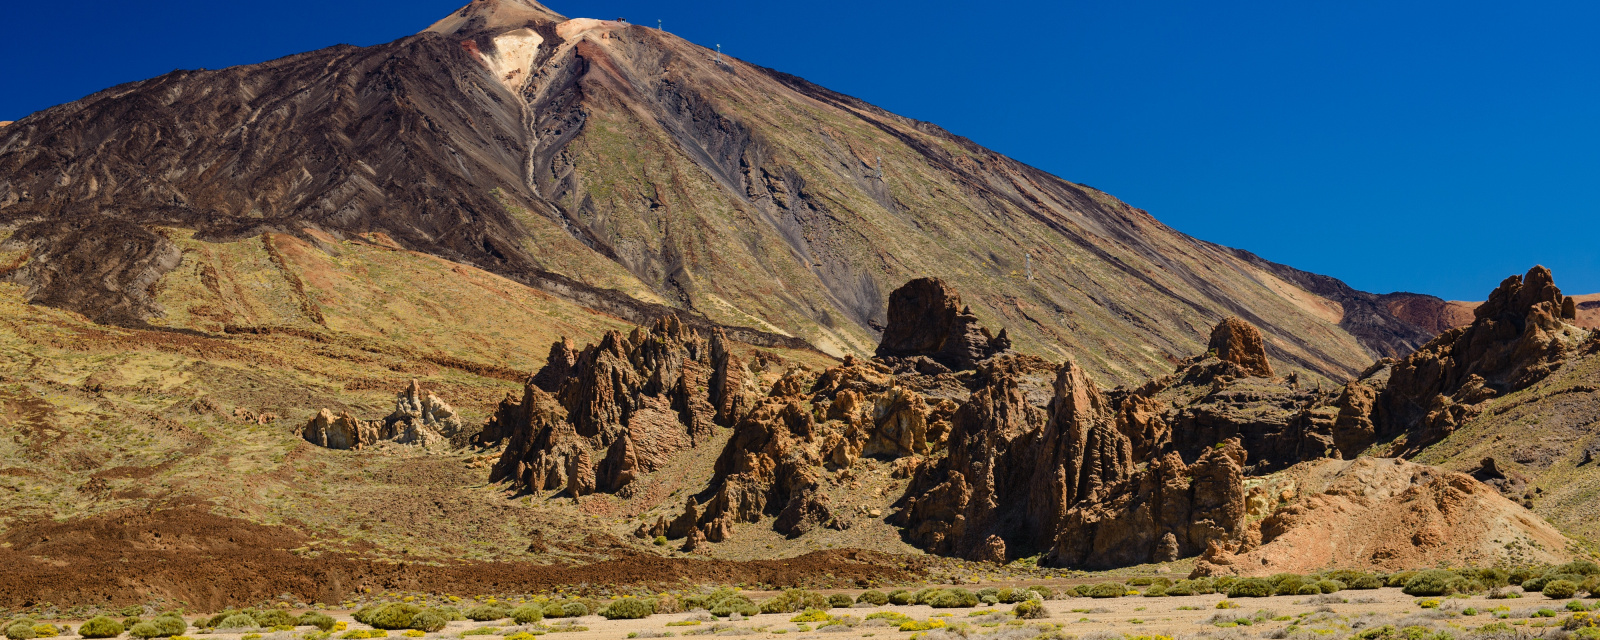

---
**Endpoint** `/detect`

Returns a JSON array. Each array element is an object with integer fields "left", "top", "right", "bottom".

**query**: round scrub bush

[
  {"left": 1227, "top": 578, "right": 1274, "bottom": 598},
  {"left": 465, "top": 605, "right": 507, "bottom": 622},
  {"left": 541, "top": 604, "right": 566, "bottom": 619},
  {"left": 5, "top": 621, "right": 38, "bottom": 640},
  {"left": 1545, "top": 580, "right": 1580, "bottom": 600},
  {"left": 1083, "top": 583, "right": 1126, "bottom": 599},
  {"left": 120, "top": 619, "right": 142, "bottom": 633},
  {"left": 856, "top": 591, "right": 889, "bottom": 606},
  {"left": 710, "top": 597, "right": 757, "bottom": 618},
  {"left": 887, "top": 590, "right": 913, "bottom": 606},
  {"left": 217, "top": 614, "right": 257, "bottom": 630},
  {"left": 253, "top": 610, "right": 295, "bottom": 629},
  {"left": 1142, "top": 585, "right": 1168, "bottom": 597},
  {"left": 79, "top": 617, "right": 124, "bottom": 639},
  {"left": 1404, "top": 570, "right": 1460, "bottom": 597},
  {"left": 298, "top": 613, "right": 336, "bottom": 632},
  {"left": 509, "top": 604, "right": 544, "bottom": 625},
  {"left": 1297, "top": 584, "right": 1322, "bottom": 595},
  {"left": 1166, "top": 581, "right": 1195, "bottom": 597},
  {"left": 600, "top": 598, "right": 655, "bottom": 620},
  {"left": 370, "top": 604, "right": 424, "bottom": 630},
  {"left": 1013, "top": 600, "right": 1046, "bottom": 620},
  {"left": 133, "top": 616, "right": 184, "bottom": 639},
  {"left": 828, "top": 594, "right": 853, "bottom": 608},
  {"left": 1027, "top": 586, "right": 1055, "bottom": 600},
  {"left": 561, "top": 603, "right": 588, "bottom": 618},
  {"left": 410, "top": 611, "right": 448, "bottom": 633},
  {"left": 929, "top": 589, "right": 979, "bottom": 608}
]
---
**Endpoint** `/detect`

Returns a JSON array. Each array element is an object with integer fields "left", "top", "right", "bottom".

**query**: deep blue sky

[{"left": 3, "top": 0, "right": 1596, "bottom": 299}]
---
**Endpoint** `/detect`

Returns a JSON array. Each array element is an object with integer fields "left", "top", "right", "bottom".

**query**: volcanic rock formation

[
  {"left": 1354, "top": 266, "right": 1591, "bottom": 455},
  {"left": 874, "top": 278, "right": 1012, "bottom": 370},
  {"left": 302, "top": 380, "right": 463, "bottom": 449},
  {"left": 485, "top": 316, "right": 753, "bottom": 496}
]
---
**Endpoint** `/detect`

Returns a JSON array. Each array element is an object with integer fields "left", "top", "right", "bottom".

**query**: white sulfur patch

[{"left": 482, "top": 28, "right": 544, "bottom": 90}]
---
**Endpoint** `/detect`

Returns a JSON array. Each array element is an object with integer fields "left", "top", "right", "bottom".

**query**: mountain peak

[{"left": 424, "top": 0, "right": 566, "bottom": 36}]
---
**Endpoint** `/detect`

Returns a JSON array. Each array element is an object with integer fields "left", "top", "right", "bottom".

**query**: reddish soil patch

[{"left": 0, "top": 507, "right": 923, "bottom": 611}]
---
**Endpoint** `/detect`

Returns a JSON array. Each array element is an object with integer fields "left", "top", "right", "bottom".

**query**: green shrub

[
  {"left": 828, "top": 594, "right": 853, "bottom": 608},
  {"left": 1568, "top": 600, "right": 1591, "bottom": 612},
  {"left": 1027, "top": 586, "right": 1055, "bottom": 600},
  {"left": 216, "top": 614, "right": 256, "bottom": 630},
  {"left": 409, "top": 611, "right": 447, "bottom": 633},
  {"left": 298, "top": 613, "right": 336, "bottom": 632},
  {"left": 1166, "top": 581, "right": 1195, "bottom": 596},
  {"left": 653, "top": 536, "right": 667, "bottom": 546},
  {"left": 1013, "top": 600, "right": 1046, "bottom": 620},
  {"left": 120, "top": 619, "right": 142, "bottom": 633},
  {"left": 1559, "top": 562, "right": 1600, "bottom": 576},
  {"left": 150, "top": 616, "right": 186, "bottom": 638},
  {"left": 5, "top": 621, "right": 38, "bottom": 640},
  {"left": 927, "top": 589, "right": 980, "bottom": 608},
  {"left": 1386, "top": 571, "right": 1419, "bottom": 588},
  {"left": 1546, "top": 581, "right": 1581, "bottom": 599},
  {"left": 710, "top": 596, "right": 757, "bottom": 617},
  {"left": 1213, "top": 576, "right": 1237, "bottom": 591},
  {"left": 1084, "top": 583, "right": 1125, "bottom": 599},
  {"left": 600, "top": 599, "right": 654, "bottom": 620},
  {"left": 253, "top": 611, "right": 295, "bottom": 629},
  {"left": 1127, "top": 577, "right": 1154, "bottom": 586},
  {"left": 120, "top": 608, "right": 144, "bottom": 618},
  {"left": 1509, "top": 567, "right": 1537, "bottom": 586},
  {"left": 561, "top": 602, "right": 587, "bottom": 618},
  {"left": 509, "top": 604, "right": 544, "bottom": 625},
  {"left": 1294, "top": 584, "right": 1319, "bottom": 595},
  {"left": 126, "top": 624, "right": 161, "bottom": 640},
  {"left": 1478, "top": 568, "right": 1511, "bottom": 588},
  {"left": 368, "top": 604, "right": 424, "bottom": 630},
  {"left": 79, "top": 617, "right": 124, "bottom": 639},
  {"left": 856, "top": 591, "right": 888, "bottom": 606},
  {"left": 1143, "top": 585, "right": 1168, "bottom": 597},
  {"left": 464, "top": 605, "right": 507, "bottom": 622},
  {"left": 1523, "top": 575, "right": 1554, "bottom": 592},
  {"left": 1227, "top": 579, "right": 1274, "bottom": 598},
  {"left": 541, "top": 604, "right": 565, "bottom": 619},
  {"left": 1403, "top": 570, "right": 1460, "bottom": 596},
  {"left": 1317, "top": 580, "right": 1344, "bottom": 594},
  {"left": 887, "top": 590, "right": 913, "bottom": 606}
]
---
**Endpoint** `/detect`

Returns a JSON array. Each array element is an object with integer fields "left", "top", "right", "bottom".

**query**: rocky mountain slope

[{"left": 0, "top": 0, "right": 1456, "bottom": 385}]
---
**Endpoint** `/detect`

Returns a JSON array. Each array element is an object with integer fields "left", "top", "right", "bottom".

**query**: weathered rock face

[
  {"left": 1208, "top": 317, "right": 1274, "bottom": 378},
  {"left": 892, "top": 348, "right": 1258, "bottom": 566},
  {"left": 874, "top": 278, "right": 1011, "bottom": 370},
  {"left": 1047, "top": 440, "right": 1248, "bottom": 568},
  {"left": 484, "top": 316, "right": 752, "bottom": 496},
  {"left": 1363, "top": 266, "right": 1591, "bottom": 454},
  {"left": 301, "top": 380, "right": 462, "bottom": 449}
]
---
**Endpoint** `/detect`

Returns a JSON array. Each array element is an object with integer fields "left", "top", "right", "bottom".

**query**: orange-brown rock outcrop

[
  {"left": 302, "top": 380, "right": 462, "bottom": 449},
  {"left": 1367, "top": 266, "right": 1589, "bottom": 454},
  {"left": 874, "top": 278, "right": 1011, "bottom": 371},
  {"left": 485, "top": 316, "right": 754, "bottom": 496}
]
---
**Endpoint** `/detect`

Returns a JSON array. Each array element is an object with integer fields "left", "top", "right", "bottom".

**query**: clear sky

[{"left": 2, "top": 0, "right": 1595, "bottom": 300}]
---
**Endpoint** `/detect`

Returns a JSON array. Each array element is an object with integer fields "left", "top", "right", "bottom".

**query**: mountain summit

[{"left": 0, "top": 1, "right": 1442, "bottom": 383}]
